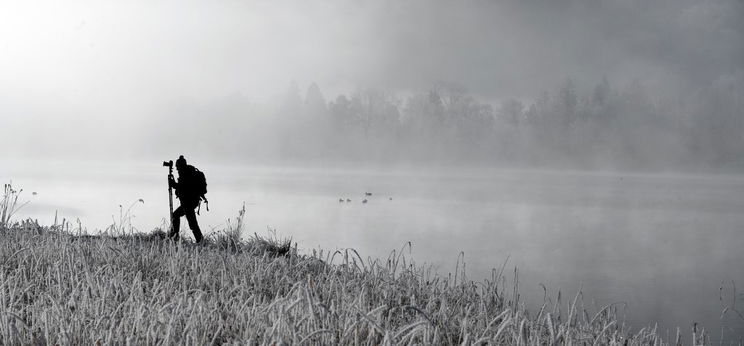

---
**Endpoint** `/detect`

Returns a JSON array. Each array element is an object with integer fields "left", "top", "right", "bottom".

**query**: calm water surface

[{"left": 4, "top": 159, "right": 744, "bottom": 340}]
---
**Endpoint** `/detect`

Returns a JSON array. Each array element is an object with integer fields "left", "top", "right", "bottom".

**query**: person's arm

[{"left": 168, "top": 175, "right": 179, "bottom": 190}]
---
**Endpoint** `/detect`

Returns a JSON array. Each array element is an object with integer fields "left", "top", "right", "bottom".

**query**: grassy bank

[
  {"left": 0, "top": 184, "right": 717, "bottom": 345},
  {"left": 0, "top": 222, "right": 716, "bottom": 345}
]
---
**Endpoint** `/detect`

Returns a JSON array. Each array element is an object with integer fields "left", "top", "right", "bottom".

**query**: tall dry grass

[
  {"left": 1, "top": 183, "right": 29, "bottom": 230},
  {"left": 0, "top": 227, "right": 715, "bottom": 345}
]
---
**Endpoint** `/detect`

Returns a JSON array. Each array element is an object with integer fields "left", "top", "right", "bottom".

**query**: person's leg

[
  {"left": 169, "top": 206, "right": 186, "bottom": 240},
  {"left": 185, "top": 207, "right": 203, "bottom": 243}
]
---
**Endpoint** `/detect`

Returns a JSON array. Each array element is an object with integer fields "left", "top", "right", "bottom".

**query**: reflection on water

[{"left": 3, "top": 159, "right": 744, "bottom": 339}]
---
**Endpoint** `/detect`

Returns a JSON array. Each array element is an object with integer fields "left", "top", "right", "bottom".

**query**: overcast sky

[{"left": 1, "top": 0, "right": 742, "bottom": 157}]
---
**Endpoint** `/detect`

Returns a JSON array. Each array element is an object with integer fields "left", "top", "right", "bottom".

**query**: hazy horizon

[{"left": 2, "top": 0, "right": 743, "bottom": 171}]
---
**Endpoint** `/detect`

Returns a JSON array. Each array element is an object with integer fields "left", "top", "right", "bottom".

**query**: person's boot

[{"left": 193, "top": 229, "right": 203, "bottom": 244}]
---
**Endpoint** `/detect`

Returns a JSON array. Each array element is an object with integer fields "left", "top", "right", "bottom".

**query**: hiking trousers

[{"left": 169, "top": 200, "right": 203, "bottom": 243}]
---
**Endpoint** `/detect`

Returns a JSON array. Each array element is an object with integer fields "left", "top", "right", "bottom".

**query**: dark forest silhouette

[{"left": 153, "top": 74, "right": 744, "bottom": 171}]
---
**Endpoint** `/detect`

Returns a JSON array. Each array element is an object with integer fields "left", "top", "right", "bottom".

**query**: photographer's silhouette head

[{"left": 164, "top": 155, "right": 208, "bottom": 243}]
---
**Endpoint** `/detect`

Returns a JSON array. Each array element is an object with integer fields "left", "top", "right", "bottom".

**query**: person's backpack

[
  {"left": 192, "top": 167, "right": 208, "bottom": 198},
  {"left": 190, "top": 166, "right": 209, "bottom": 214}
]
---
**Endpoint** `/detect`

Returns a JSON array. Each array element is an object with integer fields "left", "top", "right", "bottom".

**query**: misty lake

[{"left": 4, "top": 158, "right": 744, "bottom": 339}]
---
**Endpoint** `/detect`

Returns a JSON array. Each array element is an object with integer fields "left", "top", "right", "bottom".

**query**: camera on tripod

[{"left": 163, "top": 160, "right": 173, "bottom": 168}]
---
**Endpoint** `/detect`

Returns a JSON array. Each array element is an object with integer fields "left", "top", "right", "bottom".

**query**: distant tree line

[
  {"left": 265, "top": 73, "right": 743, "bottom": 170},
  {"left": 149, "top": 73, "right": 743, "bottom": 171}
]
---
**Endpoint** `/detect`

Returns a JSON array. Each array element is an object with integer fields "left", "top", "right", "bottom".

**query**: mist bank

[
  {"left": 2, "top": 0, "right": 742, "bottom": 172},
  {"left": 3, "top": 73, "right": 743, "bottom": 173},
  {"left": 136, "top": 73, "right": 743, "bottom": 173}
]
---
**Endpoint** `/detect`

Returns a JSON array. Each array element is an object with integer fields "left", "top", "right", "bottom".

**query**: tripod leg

[{"left": 167, "top": 175, "right": 174, "bottom": 238}]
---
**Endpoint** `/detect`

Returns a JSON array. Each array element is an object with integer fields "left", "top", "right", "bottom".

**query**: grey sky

[{"left": 1, "top": 0, "right": 742, "bottom": 155}]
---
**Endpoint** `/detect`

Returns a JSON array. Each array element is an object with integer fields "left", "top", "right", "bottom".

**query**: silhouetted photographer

[{"left": 165, "top": 155, "right": 208, "bottom": 243}]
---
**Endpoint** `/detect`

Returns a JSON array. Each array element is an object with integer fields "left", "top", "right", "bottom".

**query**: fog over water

[{"left": 2, "top": 0, "right": 744, "bottom": 341}]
